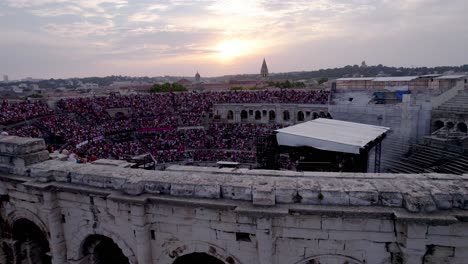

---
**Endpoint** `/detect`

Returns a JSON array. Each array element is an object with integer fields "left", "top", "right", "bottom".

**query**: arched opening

[
  {"left": 81, "top": 235, "right": 129, "bottom": 264},
  {"left": 255, "top": 111, "right": 261, "bottom": 120},
  {"left": 227, "top": 111, "right": 233, "bottom": 120},
  {"left": 268, "top": 110, "right": 276, "bottom": 121},
  {"left": 295, "top": 254, "right": 364, "bottom": 264},
  {"left": 458, "top": 122, "right": 468, "bottom": 133},
  {"left": 312, "top": 112, "right": 319, "bottom": 119},
  {"left": 446, "top": 122, "right": 454, "bottom": 129},
  {"left": 240, "top": 110, "right": 248, "bottom": 121},
  {"left": 283, "top": 111, "right": 290, "bottom": 121},
  {"left": 297, "top": 111, "right": 304, "bottom": 122},
  {"left": 12, "top": 219, "right": 51, "bottom": 264},
  {"left": 114, "top": 112, "right": 126, "bottom": 120},
  {"left": 434, "top": 120, "right": 444, "bottom": 131},
  {"left": 173, "top": 252, "right": 225, "bottom": 264}
]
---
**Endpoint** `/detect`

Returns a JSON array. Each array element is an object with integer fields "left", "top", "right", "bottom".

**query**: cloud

[
  {"left": 128, "top": 12, "right": 160, "bottom": 23},
  {"left": 1, "top": 0, "right": 467, "bottom": 79},
  {"left": 41, "top": 20, "right": 116, "bottom": 38},
  {"left": 5, "top": 0, "right": 127, "bottom": 18}
]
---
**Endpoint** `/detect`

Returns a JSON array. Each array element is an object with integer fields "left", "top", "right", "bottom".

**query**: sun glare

[{"left": 214, "top": 39, "right": 252, "bottom": 60}]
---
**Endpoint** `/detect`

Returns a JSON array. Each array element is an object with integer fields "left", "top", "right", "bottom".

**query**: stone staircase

[
  {"left": 387, "top": 144, "right": 468, "bottom": 175},
  {"left": 437, "top": 90, "right": 468, "bottom": 113}
]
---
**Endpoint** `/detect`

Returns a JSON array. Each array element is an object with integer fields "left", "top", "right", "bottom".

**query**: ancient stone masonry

[{"left": 1, "top": 136, "right": 468, "bottom": 264}]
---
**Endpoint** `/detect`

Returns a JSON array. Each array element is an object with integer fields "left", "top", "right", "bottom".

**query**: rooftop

[
  {"left": 275, "top": 118, "right": 390, "bottom": 154},
  {"left": 336, "top": 77, "right": 375, "bottom": 81},
  {"left": 372, "top": 76, "right": 420, "bottom": 82},
  {"left": 435, "top": 75, "right": 466, "bottom": 80}
]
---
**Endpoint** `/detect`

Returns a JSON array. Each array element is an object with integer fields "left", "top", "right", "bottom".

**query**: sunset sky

[{"left": 1, "top": 0, "right": 468, "bottom": 79}]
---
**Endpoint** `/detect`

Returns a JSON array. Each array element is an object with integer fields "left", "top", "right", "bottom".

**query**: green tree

[
  {"left": 318, "top": 77, "right": 328, "bottom": 85},
  {"left": 230, "top": 86, "right": 244, "bottom": 91},
  {"left": 150, "top": 82, "right": 187, "bottom": 93}
]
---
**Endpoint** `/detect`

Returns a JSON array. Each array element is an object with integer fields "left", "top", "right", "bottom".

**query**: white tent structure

[{"left": 275, "top": 119, "right": 390, "bottom": 154}]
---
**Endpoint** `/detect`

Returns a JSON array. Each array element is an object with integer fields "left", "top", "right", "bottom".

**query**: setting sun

[{"left": 214, "top": 39, "right": 253, "bottom": 60}]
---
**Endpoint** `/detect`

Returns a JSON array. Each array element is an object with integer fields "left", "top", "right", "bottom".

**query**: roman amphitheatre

[{"left": 0, "top": 69, "right": 467, "bottom": 264}]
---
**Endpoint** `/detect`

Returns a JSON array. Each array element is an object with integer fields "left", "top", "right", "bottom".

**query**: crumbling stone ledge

[
  {"left": 1, "top": 136, "right": 467, "bottom": 214},
  {"left": 25, "top": 159, "right": 468, "bottom": 213}
]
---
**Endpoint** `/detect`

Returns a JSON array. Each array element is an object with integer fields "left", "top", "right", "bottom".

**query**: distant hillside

[
  {"left": 3, "top": 64, "right": 467, "bottom": 89},
  {"left": 267, "top": 64, "right": 468, "bottom": 81}
]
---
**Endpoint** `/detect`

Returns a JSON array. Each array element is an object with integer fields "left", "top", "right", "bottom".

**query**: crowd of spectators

[
  {"left": 4, "top": 90, "right": 329, "bottom": 168},
  {"left": 0, "top": 100, "right": 54, "bottom": 125}
]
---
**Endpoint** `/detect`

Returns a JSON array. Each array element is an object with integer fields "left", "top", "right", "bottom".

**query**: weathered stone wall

[
  {"left": 1, "top": 136, "right": 468, "bottom": 264},
  {"left": 214, "top": 104, "right": 328, "bottom": 124}
]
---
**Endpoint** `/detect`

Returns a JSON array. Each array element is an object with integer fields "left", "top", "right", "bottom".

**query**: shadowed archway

[
  {"left": 173, "top": 252, "right": 226, "bottom": 264},
  {"left": 81, "top": 235, "right": 129, "bottom": 264},
  {"left": 12, "top": 219, "right": 51, "bottom": 264}
]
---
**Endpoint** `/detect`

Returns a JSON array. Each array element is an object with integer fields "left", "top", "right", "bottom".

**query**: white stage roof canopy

[{"left": 275, "top": 119, "right": 390, "bottom": 154}]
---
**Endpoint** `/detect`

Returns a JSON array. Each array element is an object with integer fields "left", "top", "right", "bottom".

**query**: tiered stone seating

[
  {"left": 437, "top": 91, "right": 468, "bottom": 113},
  {"left": 372, "top": 137, "right": 412, "bottom": 172},
  {"left": 437, "top": 155, "right": 468, "bottom": 175},
  {"left": 388, "top": 144, "right": 467, "bottom": 174}
]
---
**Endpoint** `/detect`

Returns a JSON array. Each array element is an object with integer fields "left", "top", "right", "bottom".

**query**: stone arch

[
  {"left": 157, "top": 241, "right": 242, "bottom": 264},
  {"left": 457, "top": 122, "right": 467, "bottom": 133},
  {"left": 312, "top": 112, "right": 319, "bottom": 119},
  {"left": 0, "top": 208, "right": 50, "bottom": 263},
  {"left": 446, "top": 121, "right": 454, "bottom": 129},
  {"left": 173, "top": 253, "right": 225, "bottom": 264},
  {"left": 434, "top": 120, "right": 444, "bottom": 131},
  {"left": 227, "top": 110, "right": 234, "bottom": 120},
  {"left": 283, "top": 110, "right": 290, "bottom": 121},
  {"left": 70, "top": 227, "right": 137, "bottom": 264},
  {"left": 240, "top": 110, "right": 248, "bottom": 121},
  {"left": 6, "top": 208, "right": 49, "bottom": 238},
  {"left": 80, "top": 234, "right": 129, "bottom": 264},
  {"left": 297, "top": 111, "right": 305, "bottom": 122},
  {"left": 269, "top": 110, "right": 276, "bottom": 121},
  {"left": 255, "top": 110, "right": 262, "bottom": 120},
  {"left": 11, "top": 218, "right": 51, "bottom": 264},
  {"left": 294, "top": 254, "right": 364, "bottom": 264}
]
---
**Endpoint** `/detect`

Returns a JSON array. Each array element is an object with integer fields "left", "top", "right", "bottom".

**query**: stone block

[
  {"left": 221, "top": 185, "right": 252, "bottom": 201},
  {"left": 349, "top": 191, "right": 379, "bottom": 206},
  {"left": 380, "top": 192, "right": 404, "bottom": 207},
  {"left": 123, "top": 182, "right": 145, "bottom": 195},
  {"left": 215, "top": 230, "right": 236, "bottom": 241},
  {"left": 406, "top": 224, "right": 428, "bottom": 239},
  {"left": 281, "top": 227, "right": 329, "bottom": 240},
  {"left": 170, "top": 183, "right": 195, "bottom": 197},
  {"left": 252, "top": 180, "right": 275, "bottom": 206},
  {"left": 318, "top": 179, "right": 350, "bottom": 205},
  {"left": 144, "top": 181, "right": 171, "bottom": 195},
  {"left": 274, "top": 215, "right": 321, "bottom": 230},
  {"left": 403, "top": 192, "right": 437, "bottom": 213},
  {"left": 194, "top": 184, "right": 220, "bottom": 199},
  {"left": 274, "top": 178, "right": 298, "bottom": 203},
  {"left": 0, "top": 136, "right": 46, "bottom": 155},
  {"left": 343, "top": 179, "right": 379, "bottom": 206},
  {"left": 296, "top": 178, "right": 320, "bottom": 202}
]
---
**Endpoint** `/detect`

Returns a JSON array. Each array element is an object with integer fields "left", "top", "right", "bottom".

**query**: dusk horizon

[{"left": 2, "top": 0, "right": 468, "bottom": 79}]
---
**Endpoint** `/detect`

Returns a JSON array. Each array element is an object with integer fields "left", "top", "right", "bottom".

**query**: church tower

[
  {"left": 195, "top": 71, "right": 201, "bottom": 83},
  {"left": 260, "top": 58, "right": 269, "bottom": 79}
]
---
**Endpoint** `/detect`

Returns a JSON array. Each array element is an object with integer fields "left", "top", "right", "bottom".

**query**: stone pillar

[
  {"left": 256, "top": 218, "right": 273, "bottom": 264},
  {"left": 0, "top": 136, "right": 49, "bottom": 175},
  {"left": 397, "top": 222, "right": 428, "bottom": 264},
  {"left": 131, "top": 204, "right": 152, "bottom": 264},
  {"left": 234, "top": 110, "right": 240, "bottom": 123},
  {"left": 42, "top": 191, "right": 67, "bottom": 264}
]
